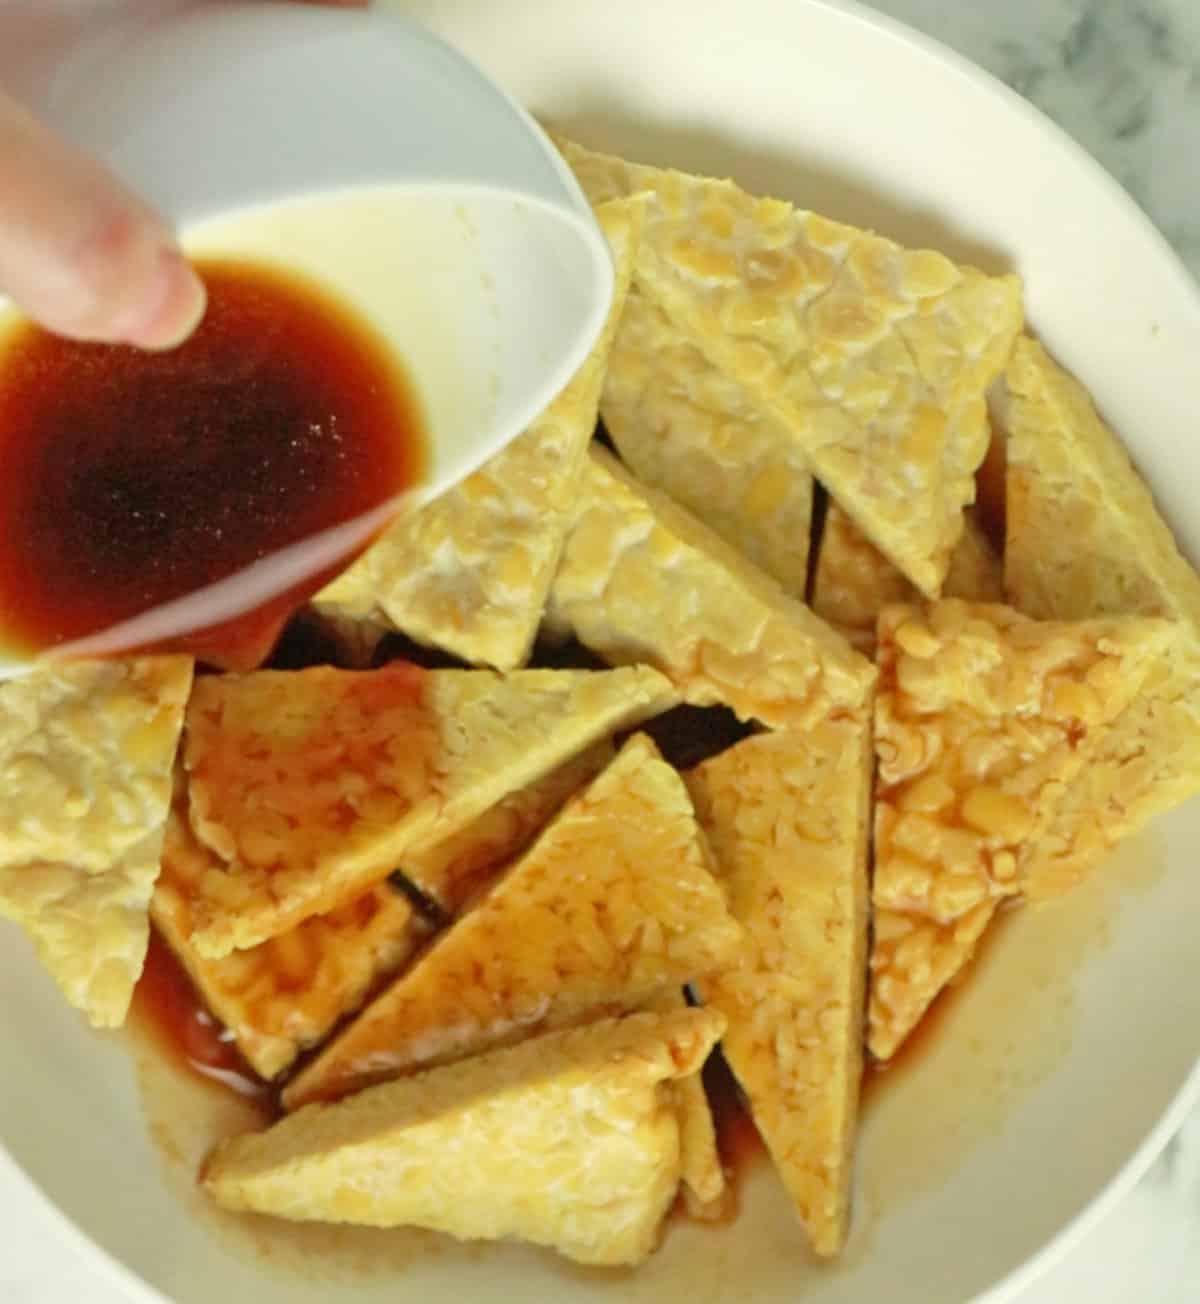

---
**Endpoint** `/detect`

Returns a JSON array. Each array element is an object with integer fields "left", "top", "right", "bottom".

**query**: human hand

[{"left": 0, "top": 0, "right": 368, "bottom": 351}]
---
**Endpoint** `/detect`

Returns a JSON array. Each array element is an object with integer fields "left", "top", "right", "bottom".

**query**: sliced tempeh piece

[
  {"left": 685, "top": 720, "right": 871, "bottom": 1257},
  {"left": 869, "top": 600, "right": 1169, "bottom": 1058},
  {"left": 205, "top": 1007, "right": 725, "bottom": 1268},
  {"left": 868, "top": 902, "right": 997, "bottom": 1061},
  {"left": 812, "top": 503, "right": 1001, "bottom": 654},
  {"left": 399, "top": 741, "right": 614, "bottom": 914},
  {"left": 1005, "top": 337, "right": 1200, "bottom": 624},
  {"left": 874, "top": 601, "right": 1169, "bottom": 922},
  {"left": 1005, "top": 336, "right": 1200, "bottom": 894},
  {"left": 179, "top": 662, "right": 677, "bottom": 957},
  {"left": 547, "top": 445, "right": 874, "bottom": 728},
  {"left": 153, "top": 793, "right": 428, "bottom": 1079},
  {"left": 555, "top": 135, "right": 1023, "bottom": 596},
  {"left": 643, "top": 986, "right": 728, "bottom": 1222},
  {"left": 0, "top": 657, "right": 193, "bottom": 1027},
  {"left": 312, "top": 197, "right": 643, "bottom": 670},
  {"left": 812, "top": 503, "right": 919, "bottom": 655},
  {"left": 155, "top": 746, "right": 618, "bottom": 1077},
  {"left": 601, "top": 288, "right": 813, "bottom": 595},
  {"left": 283, "top": 733, "right": 740, "bottom": 1110}
]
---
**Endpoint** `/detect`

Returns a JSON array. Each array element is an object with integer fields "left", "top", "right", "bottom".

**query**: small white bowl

[{"left": 0, "top": 0, "right": 613, "bottom": 670}]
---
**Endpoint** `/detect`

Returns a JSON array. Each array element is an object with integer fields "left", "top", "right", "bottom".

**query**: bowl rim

[{"left": 4, "top": 1, "right": 1199, "bottom": 1301}]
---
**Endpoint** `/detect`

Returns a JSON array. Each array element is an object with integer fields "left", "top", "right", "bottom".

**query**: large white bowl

[{"left": 2, "top": 2, "right": 1199, "bottom": 1302}]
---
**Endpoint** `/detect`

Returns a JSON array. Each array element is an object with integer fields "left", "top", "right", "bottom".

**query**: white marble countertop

[{"left": 2, "top": 0, "right": 1198, "bottom": 1300}]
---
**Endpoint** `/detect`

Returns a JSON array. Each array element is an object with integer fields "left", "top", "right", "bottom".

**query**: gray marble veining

[{"left": 869, "top": 0, "right": 1200, "bottom": 279}]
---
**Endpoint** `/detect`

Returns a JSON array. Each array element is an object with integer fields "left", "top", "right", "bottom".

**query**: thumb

[{"left": 0, "top": 89, "right": 206, "bottom": 350}]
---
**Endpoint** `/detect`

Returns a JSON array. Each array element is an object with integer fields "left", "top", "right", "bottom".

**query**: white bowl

[
  {"left": 2, "top": 1, "right": 1199, "bottom": 1301},
  {"left": 0, "top": 0, "right": 614, "bottom": 675}
]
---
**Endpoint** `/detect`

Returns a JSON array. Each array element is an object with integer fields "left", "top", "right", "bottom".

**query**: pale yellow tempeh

[
  {"left": 643, "top": 987, "right": 727, "bottom": 1221},
  {"left": 0, "top": 657, "right": 193, "bottom": 1028},
  {"left": 205, "top": 1007, "right": 725, "bottom": 1268},
  {"left": 555, "top": 134, "right": 1024, "bottom": 596},
  {"left": 546, "top": 445, "right": 874, "bottom": 728},
  {"left": 873, "top": 600, "right": 1168, "bottom": 926},
  {"left": 153, "top": 793, "right": 426, "bottom": 1079},
  {"left": 1005, "top": 337, "right": 1200, "bottom": 627},
  {"left": 313, "top": 197, "right": 643, "bottom": 670},
  {"left": 178, "top": 662, "right": 677, "bottom": 957},
  {"left": 686, "top": 721, "right": 871, "bottom": 1257},
  {"left": 601, "top": 288, "right": 813, "bottom": 595},
  {"left": 399, "top": 741, "right": 614, "bottom": 914},
  {"left": 283, "top": 733, "right": 741, "bottom": 1110},
  {"left": 870, "top": 601, "right": 1169, "bottom": 1058},
  {"left": 812, "top": 503, "right": 1002, "bottom": 654},
  {"left": 944, "top": 512, "right": 1005, "bottom": 604},
  {"left": 811, "top": 503, "right": 919, "bottom": 654},
  {"left": 1005, "top": 336, "right": 1200, "bottom": 894},
  {"left": 868, "top": 902, "right": 997, "bottom": 1061},
  {"left": 156, "top": 745, "right": 613, "bottom": 1077}
]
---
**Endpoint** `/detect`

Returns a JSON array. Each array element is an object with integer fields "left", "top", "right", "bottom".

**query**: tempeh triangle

[
  {"left": 555, "top": 134, "right": 1023, "bottom": 596},
  {"left": 601, "top": 288, "right": 813, "bottom": 596},
  {"left": 179, "top": 662, "right": 677, "bottom": 957},
  {"left": 283, "top": 733, "right": 740, "bottom": 1110},
  {"left": 547, "top": 445, "right": 874, "bottom": 729},
  {"left": 0, "top": 657, "right": 193, "bottom": 1027},
  {"left": 686, "top": 721, "right": 871, "bottom": 1256},
  {"left": 206, "top": 1008, "right": 725, "bottom": 1268},
  {"left": 870, "top": 600, "right": 1168, "bottom": 1057}
]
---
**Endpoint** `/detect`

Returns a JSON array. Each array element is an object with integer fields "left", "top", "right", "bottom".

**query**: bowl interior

[{"left": 3, "top": 2, "right": 1199, "bottom": 1302}]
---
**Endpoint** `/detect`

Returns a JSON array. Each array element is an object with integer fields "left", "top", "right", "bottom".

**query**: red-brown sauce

[
  {"left": 132, "top": 929, "right": 272, "bottom": 1111},
  {"left": 0, "top": 258, "right": 425, "bottom": 666}
]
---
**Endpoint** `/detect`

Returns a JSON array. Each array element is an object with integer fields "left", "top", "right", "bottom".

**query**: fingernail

[{"left": 122, "top": 247, "right": 207, "bottom": 351}]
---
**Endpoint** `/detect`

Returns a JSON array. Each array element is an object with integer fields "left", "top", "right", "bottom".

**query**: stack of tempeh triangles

[{"left": 3, "top": 136, "right": 1198, "bottom": 1277}]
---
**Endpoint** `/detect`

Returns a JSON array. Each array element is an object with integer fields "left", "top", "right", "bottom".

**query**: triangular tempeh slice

[
  {"left": 313, "top": 196, "right": 644, "bottom": 671},
  {"left": 555, "top": 135, "right": 1023, "bottom": 596},
  {"left": 407, "top": 740, "right": 726, "bottom": 1220},
  {"left": 205, "top": 1007, "right": 725, "bottom": 1267},
  {"left": 685, "top": 721, "right": 871, "bottom": 1257},
  {"left": 644, "top": 986, "right": 728, "bottom": 1222},
  {"left": 867, "top": 902, "right": 997, "bottom": 1061},
  {"left": 874, "top": 601, "right": 1169, "bottom": 924},
  {"left": 869, "top": 601, "right": 1169, "bottom": 1060},
  {"left": 601, "top": 288, "right": 813, "bottom": 596},
  {"left": 0, "top": 657, "right": 193, "bottom": 1027},
  {"left": 155, "top": 746, "right": 621, "bottom": 1077},
  {"left": 179, "top": 662, "right": 677, "bottom": 957},
  {"left": 1005, "top": 337, "right": 1200, "bottom": 625},
  {"left": 547, "top": 445, "right": 874, "bottom": 728},
  {"left": 812, "top": 502, "right": 1002, "bottom": 654},
  {"left": 282, "top": 733, "right": 741, "bottom": 1110},
  {"left": 153, "top": 791, "right": 428, "bottom": 1079},
  {"left": 1005, "top": 336, "right": 1200, "bottom": 894}
]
